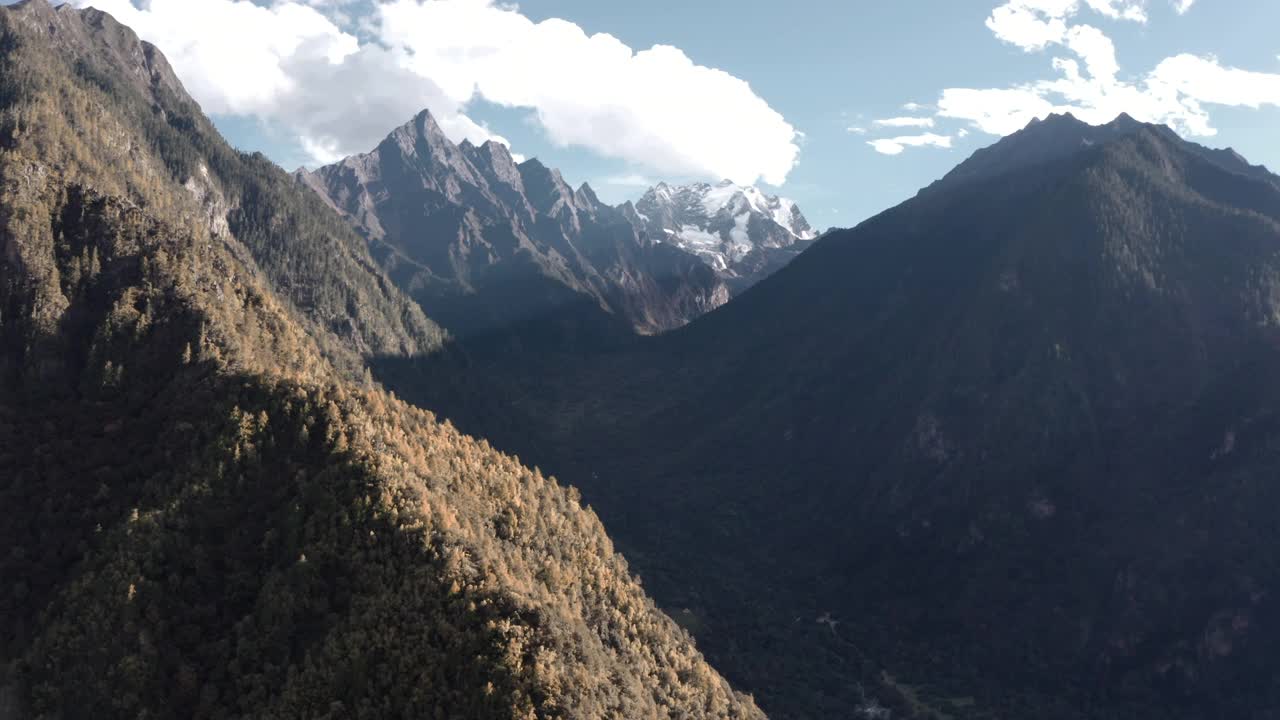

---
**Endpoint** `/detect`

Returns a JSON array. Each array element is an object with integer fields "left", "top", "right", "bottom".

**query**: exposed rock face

[
  {"left": 298, "top": 111, "right": 729, "bottom": 340},
  {"left": 9, "top": 0, "right": 187, "bottom": 103},
  {"left": 634, "top": 180, "right": 818, "bottom": 291}
]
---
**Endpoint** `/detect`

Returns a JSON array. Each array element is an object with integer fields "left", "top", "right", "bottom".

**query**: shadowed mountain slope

[{"left": 382, "top": 114, "right": 1280, "bottom": 719}]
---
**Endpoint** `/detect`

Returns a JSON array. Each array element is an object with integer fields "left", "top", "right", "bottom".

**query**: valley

[{"left": 378, "top": 113, "right": 1280, "bottom": 719}]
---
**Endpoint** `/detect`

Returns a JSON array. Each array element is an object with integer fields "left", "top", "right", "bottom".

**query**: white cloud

[
  {"left": 867, "top": 133, "right": 953, "bottom": 155},
  {"left": 1149, "top": 54, "right": 1280, "bottom": 108},
  {"left": 937, "top": 87, "right": 1055, "bottom": 135},
  {"left": 375, "top": 0, "right": 798, "bottom": 185},
  {"left": 1084, "top": 0, "right": 1148, "bottom": 22},
  {"left": 984, "top": 0, "right": 1148, "bottom": 53},
  {"left": 934, "top": 0, "right": 1280, "bottom": 139},
  {"left": 1063, "top": 24, "right": 1120, "bottom": 83},
  {"left": 72, "top": 0, "right": 509, "bottom": 165},
  {"left": 74, "top": 0, "right": 358, "bottom": 116},
  {"left": 847, "top": 126, "right": 869, "bottom": 134},
  {"left": 902, "top": 101, "right": 929, "bottom": 111},
  {"left": 985, "top": 0, "right": 1077, "bottom": 51},
  {"left": 601, "top": 174, "right": 656, "bottom": 187},
  {"left": 874, "top": 116, "right": 936, "bottom": 128},
  {"left": 71, "top": 0, "right": 799, "bottom": 185}
]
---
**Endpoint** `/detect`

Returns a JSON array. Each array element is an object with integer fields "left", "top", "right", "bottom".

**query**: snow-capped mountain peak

[{"left": 633, "top": 180, "right": 818, "bottom": 288}]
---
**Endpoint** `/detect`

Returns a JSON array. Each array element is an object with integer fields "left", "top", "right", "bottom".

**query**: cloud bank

[
  {"left": 944, "top": 0, "right": 1280, "bottom": 137},
  {"left": 377, "top": 0, "right": 799, "bottom": 185},
  {"left": 73, "top": 0, "right": 800, "bottom": 185}
]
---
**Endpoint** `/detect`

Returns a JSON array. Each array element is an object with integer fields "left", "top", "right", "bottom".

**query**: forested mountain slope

[
  {"left": 0, "top": 2, "right": 763, "bottom": 717},
  {"left": 0, "top": 0, "right": 444, "bottom": 375},
  {"left": 385, "top": 114, "right": 1280, "bottom": 719}
]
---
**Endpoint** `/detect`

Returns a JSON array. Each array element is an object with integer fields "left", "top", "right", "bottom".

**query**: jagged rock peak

[
  {"left": 935, "top": 111, "right": 1180, "bottom": 193},
  {"left": 640, "top": 180, "right": 814, "bottom": 233},
  {"left": 517, "top": 157, "right": 562, "bottom": 180},
  {"left": 576, "top": 182, "right": 600, "bottom": 206},
  {"left": 633, "top": 180, "right": 817, "bottom": 282},
  {"left": 464, "top": 139, "right": 523, "bottom": 188},
  {"left": 387, "top": 108, "right": 453, "bottom": 151},
  {"left": 1111, "top": 111, "right": 1140, "bottom": 127},
  {"left": 1027, "top": 111, "right": 1145, "bottom": 133},
  {"left": 518, "top": 158, "right": 577, "bottom": 214}
]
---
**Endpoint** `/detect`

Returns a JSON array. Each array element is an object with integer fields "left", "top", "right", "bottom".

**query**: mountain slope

[
  {"left": 298, "top": 112, "right": 729, "bottom": 341},
  {"left": 634, "top": 180, "right": 817, "bottom": 291},
  {"left": 0, "top": 0, "right": 445, "bottom": 377},
  {"left": 0, "top": 2, "right": 763, "bottom": 717},
  {"left": 383, "top": 115, "right": 1280, "bottom": 719}
]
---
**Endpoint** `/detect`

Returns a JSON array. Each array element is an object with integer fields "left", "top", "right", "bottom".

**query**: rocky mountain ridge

[
  {"left": 633, "top": 180, "right": 818, "bottom": 291},
  {"left": 298, "top": 114, "right": 821, "bottom": 340},
  {"left": 297, "top": 110, "right": 731, "bottom": 340}
]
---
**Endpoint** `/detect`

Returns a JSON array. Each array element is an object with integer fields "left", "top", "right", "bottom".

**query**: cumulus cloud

[
  {"left": 985, "top": 0, "right": 1078, "bottom": 51},
  {"left": 935, "top": 0, "right": 1280, "bottom": 138},
  {"left": 867, "top": 133, "right": 953, "bottom": 155},
  {"left": 862, "top": 0, "right": 1269, "bottom": 155},
  {"left": 874, "top": 116, "right": 936, "bottom": 128},
  {"left": 72, "top": 0, "right": 507, "bottom": 165},
  {"left": 278, "top": 42, "right": 510, "bottom": 161},
  {"left": 375, "top": 0, "right": 798, "bottom": 185},
  {"left": 74, "top": 0, "right": 358, "bottom": 116},
  {"left": 1149, "top": 54, "right": 1280, "bottom": 108},
  {"left": 74, "top": 0, "right": 799, "bottom": 184},
  {"left": 984, "top": 0, "right": 1195, "bottom": 47}
]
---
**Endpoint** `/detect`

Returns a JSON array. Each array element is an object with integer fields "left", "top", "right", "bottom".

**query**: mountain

[
  {"left": 297, "top": 112, "right": 730, "bottom": 341},
  {"left": 0, "top": 2, "right": 764, "bottom": 717},
  {"left": 380, "top": 113, "right": 1280, "bottom": 718},
  {"left": 928, "top": 111, "right": 1278, "bottom": 195},
  {"left": 633, "top": 180, "right": 818, "bottom": 291},
  {"left": 1, "top": 2, "right": 445, "bottom": 375}
]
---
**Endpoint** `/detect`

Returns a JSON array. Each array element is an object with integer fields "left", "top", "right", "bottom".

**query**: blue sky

[
  {"left": 474, "top": 0, "right": 1280, "bottom": 228},
  {"left": 29, "top": 0, "right": 1280, "bottom": 228}
]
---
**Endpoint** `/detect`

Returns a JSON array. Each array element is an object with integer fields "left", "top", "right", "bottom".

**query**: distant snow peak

[{"left": 633, "top": 180, "right": 817, "bottom": 287}]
